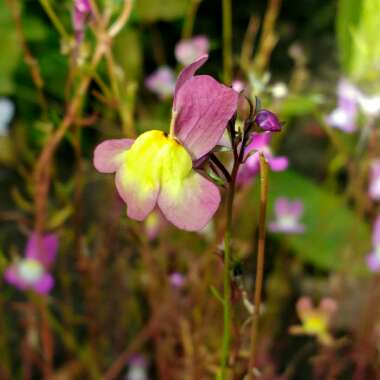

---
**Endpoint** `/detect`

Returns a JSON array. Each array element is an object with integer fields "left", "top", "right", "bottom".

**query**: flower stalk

[{"left": 248, "top": 152, "right": 269, "bottom": 378}]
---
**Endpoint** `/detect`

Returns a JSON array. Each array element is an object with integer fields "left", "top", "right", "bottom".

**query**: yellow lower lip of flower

[{"left": 303, "top": 315, "right": 328, "bottom": 335}]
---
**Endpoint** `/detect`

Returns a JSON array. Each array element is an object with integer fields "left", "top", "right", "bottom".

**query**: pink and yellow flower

[
  {"left": 94, "top": 55, "right": 238, "bottom": 231},
  {"left": 290, "top": 296, "right": 337, "bottom": 345}
]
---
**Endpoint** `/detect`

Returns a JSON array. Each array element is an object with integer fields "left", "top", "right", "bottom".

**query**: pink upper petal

[
  {"left": 174, "top": 75, "right": 238, "bottom": 159},
  {"left": 158, "top": 172, "right": 221, "bottom": 231},
  {"left": 93, "top": 139, "right": 134, "bottom": 173},
  {"left": 275, "top": 197, "right": 290, "bottom": 217},
  {"left": 25, "top": 233, "right": 59, "bottom": 267},
  {"left": 173, "top": 54, "right": 209, "bottom": 106},
  {"left": 246, "top": 132, "right": 272, "bottom": 151},
  {"left": 4, "top": 265, "right": 27, "bottom": 290}
]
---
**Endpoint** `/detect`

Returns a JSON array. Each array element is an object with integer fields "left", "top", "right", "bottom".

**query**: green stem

[
  {"left": 222, "top": 0, "right": 233, "bottom": 84},
  {"left": 39, "top": 0, "right": 69, "bottom": 41},
  {"left": 248, "top": 152, "right": 269, "bottom": 378},
  {"left": 218, "top": 162, "right": 239, "bottom": 380},
  {"left": 182, "top": 0, "right": 202, "bottom": 39}
]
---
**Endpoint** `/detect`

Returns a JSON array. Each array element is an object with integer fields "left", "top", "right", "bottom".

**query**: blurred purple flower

[
  {"left": 126, "top": 355, "right": 148, "bottom": 380},
  {"left": 4, "top": 232, "right": 59, "bottom": 294},
  {"left": 72, "top": 0, "right": 92, "bottom": 44},
  {"left": 175, "top": 35, "right": 209, "bottom": 65},
  {"left": 268, "top": 197, "right": 305, "bottom": 234},
  {"left": 325, "top": 79, "right": 359, "bottom": 133},
  {"left": 169, "top": 272, "right": 185, "bottom": 288},
  {"left": 369, "top": 160, "right": 380, "bottom": 200},
  {"left": 255, "top": 110, "right": 283, "bottom": 132},
  {"left": 366, "top": 217, "right": 380, "bottom": 272},
  {"left": 237, "top": 132, "right": 288, "bottom": 185},
  {"left": 145, "top": 66, "right": 176, "bottom": 99}
]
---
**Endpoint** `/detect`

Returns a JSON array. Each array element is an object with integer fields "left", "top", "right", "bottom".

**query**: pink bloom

[
  {"left": 175, "top": 35, "right": 209, "bottom": 65},
  {"left": 369, "top": 160, "right": 380, "bottom": 200},
  {"left": 72, "top": 0, "right": 92, "bottom": 44},
  {"left": 145, "top": 66, "right": 176, "bottom": 99},
  {"left": 268, "top": 197, "right": 305, "bottom": 234},
  {"left": 237, "top": 132, "right": 288, "bottom": 185},
  {"left": 325, "top": 79, "right": 359, "bottom": 133},
  {"left": 169, "top": 272, "right": 185, "bottom": 288},
  {"left": 366, "top": 216, "right": 380, "bottom": 272},
  {"left": 94, "top": 55, "right": 238, "bottom": 231},
  {"left": 4, "top": 233, "right": 58, "bottom": 294},
  {"left": 232, "top": 80, "right": 245, "bottom": 93}
]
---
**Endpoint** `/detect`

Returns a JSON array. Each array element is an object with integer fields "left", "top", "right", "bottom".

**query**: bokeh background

[{"left": 1, "top": 0, "right": 380, "bottom": 379}]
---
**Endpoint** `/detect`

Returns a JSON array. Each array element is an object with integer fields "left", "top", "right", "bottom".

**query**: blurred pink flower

[
  {"left": 369, "top": 160, "right": 380, "bottom": 200},
  {"left": 237, "top": 132, "right": 288, "bottom": 185},
  {"left": 145, "top": 66, "right": 176, "bottom": 99},
  {"left": 290, "top": 296, "right": 337, "bottom": 345},
  {"left": 72, "top": 0, "right": 92, "bottom": 44},
  {"left": 366, "top": 216, "right": 380, "bottom": 272},
  {"left": 232, "top": 80, "right": 245, "bottom": 93},
  {"left": 175, "top": 35, "right": 209, "bottom": 65},
  {"left": 268, "top": 197, "right": 305, "bottom": 234},
  {"left": 126, "top": 355, "right": 148, "bottom": 380},
  {"left": 169, "top": 272, "right": 186, "bottom": 288},
  {"left": 4, "top": 233, "right": 59, "bottom": 295},
  {"left": 94, "top": 55, "right": 238, "bottom": 231},
  {"left": 325, "top": 79, "right": 359, "bottom": 133}
]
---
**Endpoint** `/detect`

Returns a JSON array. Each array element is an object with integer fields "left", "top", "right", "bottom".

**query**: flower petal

[
  {"left": 268, "top": 156, "right": 288, "bottom": 172},
  {"left": 25, "top": 233, "right": 59, "bottom": 267},
  {"left": 32, "top": 273, "right": 54, "bottom": 294},
  {"left": 4, "top": 265, "right": 27, "bottom": 290},
  {"left": 174, "top": 75, "right": 238, "bottom": 159},
  {"left": 158, "top": 171, "right": 220, "bottom": 231},
  {"left": 372, "top": 216, "right": 380, "bottom": 246},
  {"left": 174, "top": 54, "right": 208, "bottom": 104},
  {"left": 93, "top": 139, "right": 134, "bottom": 173}
]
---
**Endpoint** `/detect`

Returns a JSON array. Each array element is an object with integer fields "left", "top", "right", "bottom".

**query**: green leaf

[
  {"left": 134, "top": 0, "right": 190, "bottom": 21},
  {"left": 279, "top": 95, "right": 322, "bottom": 118},
  {"left": 47, "top": 205, "right": 73, "bottom": 229},
  {"left": 337, "top": 0, "right": 380, "bottom": 80},
  {"left": 266, "top": 170, "right": 371, "bottom": 274}
]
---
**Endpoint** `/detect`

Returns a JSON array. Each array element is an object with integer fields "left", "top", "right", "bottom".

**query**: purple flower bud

[{"left": 255, "top": 110, "right": 282, "bottom": 132}]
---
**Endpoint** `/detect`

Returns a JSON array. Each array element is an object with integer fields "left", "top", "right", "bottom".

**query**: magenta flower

[
  {"left": 268, "top": 197, "right": 305, "bottom": 234},
  {"left": 94, "top": 55, "right": 238, "bottom": 231},
  {"left": 169, "top": 272, "right": 185, "bottom": 288},
  {"left": 237, "top": 132, "right": 288, "bottom": 185},
  {"left": 175, "top": 35, "right": 209, "bottom": 65},
  {"left": 72, "top": 0, "right": 92, "bottom": 44},
  {"left": 4, "top": 233, "right": 58, "bottom": 294},
  {"left": 366, "top": 216, "right": 380, "bottom": 271},
  {"left": 145, "top": 66, "right": 176, "bottom": 99},
  {"left": 369, "top": 160, "right": 380, "bottom": 200},
  {"left": 325, "top": 79, "right": 359, "bottom": 133}
]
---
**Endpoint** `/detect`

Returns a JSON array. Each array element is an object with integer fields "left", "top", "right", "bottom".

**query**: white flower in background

[
  {"left": 270, "top": 82, "right": 288, "bottom": 99},
  {"left": 0, "top": 98, "right": 15, "bottom": 136}
]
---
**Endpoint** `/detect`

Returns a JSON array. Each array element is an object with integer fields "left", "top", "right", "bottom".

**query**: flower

[
  {"left": 232, "top": 80, "right": 245, "bottom": 93},
  {"left": 366, "top": 216, "right": 380, "bottom": 272},
  {"left": 169, "top": 272, "right": 185, "bottom": 288},
  {"left": 94, "top": 55, "right": 238, "bottom": 231},
  {"left": 4, "top": 233, "right": 59, "bottom": 294},
  {"left": 270, "top": 82, "right": 288, "bottom": 99},
  {"left": 145, "top": 66, "right": 176, "bottom": 99},
  {"left": 325, "top": 79, "right": 359, "bottom": 133},
  {"left": 268, "top": 197, "right": 305, "bottom": 234},
  {"left": 369, "top": 160, "right": 380, "bottom": 200},
  {"left": 0, "top": 98, "right": 15, "bottom": 136},
  {"left": 237, "top": 132, "right": 288, "bottom": 185},
  {"left": 72, "top": 0, "right": 92, "bottom": 44},
  {"left": 125, "top": 355, "right": 148, "bottom": 380},
  {"left": 289, "top": 296, "right": 337, "bottom": 345},
  {"left": 358, "top": 92, "right": 380, "bottom": 117},
  {"left": 255, "top": 110, "right": 282, "bottom": 132},
  {"left": 175, "top": 35, "right": 209, "bottom": 65}
]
